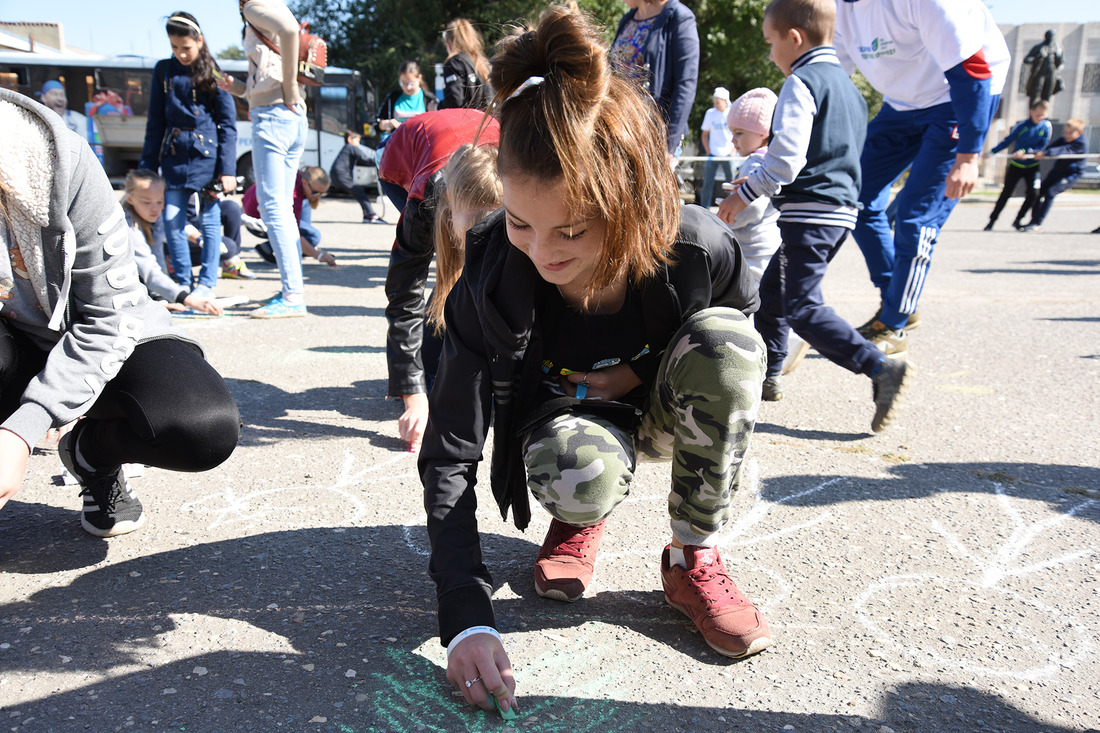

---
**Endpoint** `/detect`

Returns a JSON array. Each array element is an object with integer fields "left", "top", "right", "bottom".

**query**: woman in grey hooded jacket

[{"left": 0, "top": 89, "right": 240, "bottom": 537}]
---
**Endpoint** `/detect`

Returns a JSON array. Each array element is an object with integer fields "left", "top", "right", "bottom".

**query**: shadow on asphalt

[
  {"left": 760, "top": 461, "right": 1100, "bottom": 522},
  {"left": 0, "top": 525, "right": 1080, "bottom": 732},
  {"left": 224, "top": 377, "right": 405, "bottom": 451}
]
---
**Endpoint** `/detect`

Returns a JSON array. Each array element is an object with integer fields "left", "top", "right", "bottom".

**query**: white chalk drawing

[
  {"left": 182, "top": 451, "right": 414, "bottom": 529},
  {"left": 402, "top": 459, "right": 1099, "bottom": 682},
  {"left": 854, "top": 485, "right": 1097, "bottom": 680}
]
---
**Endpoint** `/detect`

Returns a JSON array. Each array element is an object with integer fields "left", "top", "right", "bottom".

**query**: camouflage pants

[{"left": 523, "top": 308, "right": 766, "bottom": 547}]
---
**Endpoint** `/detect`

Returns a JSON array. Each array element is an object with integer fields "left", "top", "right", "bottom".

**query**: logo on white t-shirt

[{"left": 858, "top": 37, "right": 896, "bottom": 59}]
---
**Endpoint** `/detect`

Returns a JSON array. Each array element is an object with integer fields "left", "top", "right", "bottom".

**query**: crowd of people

[{"left": 2, "top": 0, "right": 1097, "bottom": 720}]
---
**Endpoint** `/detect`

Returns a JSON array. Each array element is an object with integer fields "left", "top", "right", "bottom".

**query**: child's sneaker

[
  {"left": 58, "top": 431, "right": 146, "bottom": 538},
  {"left": 250, "top": 295, "right": 307, "bottom": 319},
  {"left": 254, "top": 241, "right": 276, "bottom": 264},
  {"left": 761, "top": 374, "right": 784, "bottom": 402},
  {"left": 534, "top": 518, "right": 606, "bottom": 602},
  {"left": 863, "top": 320, "right": 908, "bottom": 355},
  {"left": 662, "top": 545, "right": 771, "bottom": 658},
  {"left": 871, "top": 357, "right": 912, "bottom": 433},
  {"left": 782, "top": 335, "right": 811, "bottom": 375},
  {"left": 363, "top": 215, "right": 388, "bottom": 225},
  {"left": 221, "top": 260, "right": 256, "bottom": 279}
]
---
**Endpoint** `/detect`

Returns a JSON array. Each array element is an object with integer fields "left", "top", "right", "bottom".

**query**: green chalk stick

[{"left": 492, "top": 694, "right": 517, "bottom": 721}]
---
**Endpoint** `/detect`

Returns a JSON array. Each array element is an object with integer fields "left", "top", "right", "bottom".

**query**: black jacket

[
  {"left": 418, "top": 205, "right": 759, "bottom": 646},
  {"left": 438, "top": 53, "right": 490, "bottom": 111}
]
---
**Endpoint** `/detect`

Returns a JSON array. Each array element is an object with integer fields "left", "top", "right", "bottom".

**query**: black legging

[
  {"left": 988, "top": 163, "right": 1040, "bottom": 226},
  {"left": 1, "top": 323, "right": 239, "bottom": 472}
]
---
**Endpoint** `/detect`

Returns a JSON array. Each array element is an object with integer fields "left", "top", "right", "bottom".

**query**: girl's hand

[
  {"left": 183, "top": 293, "right": 224, "bottom": 316},
  {"left": 215, "top": 75, "right": 234, "bottom": 92},
  {"left": 563, "top": 364, "right": 642, "bottom": 403},
  {"left": 315, "top": 250, "right": 337, "bottom": 268},
  {"left": 0, "top": 429, "right": 31, "bottom": 512},
  {"left": 221, "top": 175, "right": 238, "bottom": 194},
  {"left": 398, "top": 393, "right": 428, "bottom": 453},
  {"left": 447, "top": 634, "right": 517, "bottom": 716}
]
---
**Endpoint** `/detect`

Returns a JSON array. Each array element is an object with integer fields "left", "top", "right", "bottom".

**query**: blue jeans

[
  {"left": 1029, "top": 172, "right": 1080, "bottom": 225},
  {"left": 299, "top": 203, "right": 321, "bottom": 248},
  {"left": 251, "top": 104, "right": 307, "bottom": 297},
  {"left": 700, "top": 158, "right": 733, "bottom": 209},
  {"left": 164, "top": 189, "right": 221, "bottom": 290}
]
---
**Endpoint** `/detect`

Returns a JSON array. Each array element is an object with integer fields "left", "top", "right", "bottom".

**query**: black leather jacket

[
  {"left": 384, "top": 173, "right": 443, "bottom": 398},
  {"left": 418, "top": 204, "right": 759, "bottom": 646}
]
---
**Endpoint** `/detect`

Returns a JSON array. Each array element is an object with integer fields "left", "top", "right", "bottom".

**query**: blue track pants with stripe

[{"left": 853, "top": 98, "right": 998, "bottom": 330}]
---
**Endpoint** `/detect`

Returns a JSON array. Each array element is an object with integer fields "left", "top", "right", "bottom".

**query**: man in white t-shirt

[
  {"left": 699, "top": 87, "right": 735, "bottom": 210},
  {"left": 834, "top": 0, "right": 1009, "bottom": 353}
]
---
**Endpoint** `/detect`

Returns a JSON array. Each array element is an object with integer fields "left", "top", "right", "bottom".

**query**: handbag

[{"left": 245, "top": 17, "right": 327, "bottom": 86}]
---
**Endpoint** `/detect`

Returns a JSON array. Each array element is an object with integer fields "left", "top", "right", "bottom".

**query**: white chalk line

[{"left": 182, "top": 450, "right": 414, "bottom": 529}]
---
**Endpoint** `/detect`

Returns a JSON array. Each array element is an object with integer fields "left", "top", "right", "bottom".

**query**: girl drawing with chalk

[{"left": 420, "top": 6, "right": 769, "bottom": 716}]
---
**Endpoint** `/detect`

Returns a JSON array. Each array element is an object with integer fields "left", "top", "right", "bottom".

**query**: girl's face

[
  {"left": 129, "top": 180, "right": 165, "bottom": 224},
  {"left": 398, "top": 72, "right": 421, "bottom": 96},
  {"left": 731, "top": 128, "right": 769, "bottom": 157},
  {"left": 170, "top": 34, "right": 204, "bottom": 67},
  {"left": 502, "top": 175, "right": 608, "bottom": 294}
]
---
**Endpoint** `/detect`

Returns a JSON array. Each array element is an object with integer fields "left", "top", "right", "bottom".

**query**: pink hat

[{"left": 726, "top": 88, "right": 777, "bottom": 137}]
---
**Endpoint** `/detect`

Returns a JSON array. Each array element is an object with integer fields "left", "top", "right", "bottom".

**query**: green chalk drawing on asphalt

[{"left": 366, "top": 646, "right": 647, "bottom": 732}]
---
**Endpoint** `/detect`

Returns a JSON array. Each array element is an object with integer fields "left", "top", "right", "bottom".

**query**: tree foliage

[
  {"left": 216, "top": 45, "right": 245, "bottom": 60},
  {"left": 289, "top": 0, "right": 878, "bottom": 142}
]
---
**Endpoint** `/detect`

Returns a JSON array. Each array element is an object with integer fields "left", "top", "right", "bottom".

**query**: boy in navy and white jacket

[
  {"left": 1021, "top": 119, "right": 1089, "bottom": 232},
  {"left": 719, "top": 0, "right": 909, "bottom": 433}
]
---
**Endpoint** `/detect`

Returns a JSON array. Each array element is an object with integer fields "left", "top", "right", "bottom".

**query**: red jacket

[{"left": 378, "top": 108, "right": 499, "bottom": 203}]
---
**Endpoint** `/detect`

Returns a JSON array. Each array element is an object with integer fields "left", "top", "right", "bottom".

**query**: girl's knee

[
  {"left": 665, "top": 308, "right": 766, "bottom": 387},
  {"left": 525, "top": 417, "right": 634, "bottom": 525}
]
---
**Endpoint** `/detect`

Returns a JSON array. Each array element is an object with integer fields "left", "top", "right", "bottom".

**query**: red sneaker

[
  {"left": 661, "top": 545, "right": 772, "bottom": 658},
  {"left": 534, "top": 519, "right": 607, "bottom": 602}
]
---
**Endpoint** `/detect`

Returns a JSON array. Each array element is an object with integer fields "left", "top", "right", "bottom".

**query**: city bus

[{"left": 0, "top": 51, "right": 376, "bottom": 187}]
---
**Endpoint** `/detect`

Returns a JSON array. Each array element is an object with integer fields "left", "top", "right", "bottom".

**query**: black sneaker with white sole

[{"left": 58, "top": 431, "right": 146, "bottom": 537}]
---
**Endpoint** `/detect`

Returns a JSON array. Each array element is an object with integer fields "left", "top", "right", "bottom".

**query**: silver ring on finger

[{"left": 465, "top": 676, "right": 481, "bottom": 688}]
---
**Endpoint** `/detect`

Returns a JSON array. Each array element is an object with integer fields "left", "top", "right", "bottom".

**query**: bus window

[
  {"left": 316, "top": 84, "right": 349, "bottom": 134},
  {"left": 92, "top": 68, "right": 151, "bottom": 116}
]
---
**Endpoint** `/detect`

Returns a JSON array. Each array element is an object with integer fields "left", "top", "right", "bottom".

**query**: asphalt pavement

[{"left": 2, "top": 191, "right": 1098, "bottom": 733}]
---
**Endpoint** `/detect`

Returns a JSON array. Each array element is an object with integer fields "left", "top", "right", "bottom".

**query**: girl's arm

[
  {"left": 213, "top": 88, "right": 239, "bottom": 191},
  {"left": 438, "top": 56, "right": 466, "bottom": 110},
  {"left": 4, "top": 143, "right": 164, "bottom": 451},
  {"left": 385, "top": 195, "right": 437, "bottom": 398},
  {"left": 243, "top": 0, "right": 302, "bottom": 110},
  {"left": 138, "top": 60, "right": 169, "bottom": 171},
  {"left": 662, "top": 5, "right": 700, "bottom": 153}
]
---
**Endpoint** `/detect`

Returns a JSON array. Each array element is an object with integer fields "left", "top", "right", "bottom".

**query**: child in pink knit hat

[{"left": 723, "top": 88, "right": 780, "bottom": 281}]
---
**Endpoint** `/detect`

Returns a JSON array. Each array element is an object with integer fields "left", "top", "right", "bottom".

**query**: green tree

[
  {"left": 216, "top": 45, "right": 245, "bottom": 60},
  {"left": 289, "top": 0, "right": 879, "bottom": 140}
]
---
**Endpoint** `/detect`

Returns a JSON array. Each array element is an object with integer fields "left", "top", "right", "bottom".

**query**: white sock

[
  {"left": 282, "top": 292, "right": 305, "bottom": 306},
  {"left": 669, "top": 545, "right": 687, "bottom": 568}
]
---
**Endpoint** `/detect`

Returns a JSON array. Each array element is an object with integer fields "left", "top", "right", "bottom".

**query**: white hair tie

[
  {"left": 509, "top": 76, "right": 544, "bottom": 100},
  {"left": 168, "top": 15, "right": 203, "bottom": 35}
]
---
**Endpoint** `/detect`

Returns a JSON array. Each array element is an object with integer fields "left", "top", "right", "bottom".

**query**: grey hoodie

[{"left": 0, "top": 88, "right": 199, "bottom": 449}]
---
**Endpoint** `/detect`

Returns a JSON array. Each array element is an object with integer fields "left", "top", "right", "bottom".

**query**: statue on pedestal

[{"left": 1023, "top": 30, "right": 1065, "bottom": 105}]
